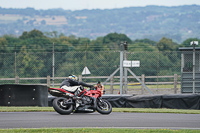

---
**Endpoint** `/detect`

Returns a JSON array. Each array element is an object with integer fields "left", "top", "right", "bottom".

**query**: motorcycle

[{"left": 48, "top": 86, "right": 112, "bottom": 115}]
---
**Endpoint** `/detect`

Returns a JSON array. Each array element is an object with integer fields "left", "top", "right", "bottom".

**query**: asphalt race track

[{"left": 0, "top": 112, "right": 200, "bottom": 129}]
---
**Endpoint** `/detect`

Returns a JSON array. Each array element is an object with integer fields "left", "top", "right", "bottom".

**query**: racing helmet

[{"left": 68, "top": 74, "right": 78, "bottom": 81}]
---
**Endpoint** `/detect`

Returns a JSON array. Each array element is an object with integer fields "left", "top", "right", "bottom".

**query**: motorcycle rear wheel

[
  {"left": 52, "top": 97, "right": 73, "bottom": 115},
  {"left": 96, "top": 98, "right": 112, "bottom": 115}
]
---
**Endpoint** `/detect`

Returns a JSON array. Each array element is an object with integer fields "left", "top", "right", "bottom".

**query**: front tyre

[
  {"left": 52, "top": 97, "right": 73, "bottom": 115},
  {"left": 96, "top": 98, "right": 112, "bottom": 115}
]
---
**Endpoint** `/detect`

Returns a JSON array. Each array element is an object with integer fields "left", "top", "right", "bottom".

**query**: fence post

[
  {"left": 79, "top": 75, "right": 82, "bottom": 82},
  {"left": 15, "top": 52, "right": 17, "bottom": 78},
  {"left": 47, "top": 76, "right": 51, "bottom": 87},
  {"left": 141, "top": 74, "right": 145, "bottom": 94},
  {"left": 119, "top": 43, "right": 124, "bottom": 95},
  {"left": 174, "top": 74, "right": 178, "bottom": 94},
  {"left": 15, "top": 76, "right": 19, "bottom": 84},
  {"left": 110, "top": 76, "right": 114, "bottom": 94}
]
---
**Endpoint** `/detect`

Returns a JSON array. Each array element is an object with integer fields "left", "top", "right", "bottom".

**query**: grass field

[
  {"left": 103, "top": 84, "right": 181, "bottom": 90},
  {"left": 100, "top": 84, "right": 181, "bottom": 95},
  {"left": 51, "top": 84, "right": 181, "bottom": 94},
  {"left": 51, "top": 84, "right": 180, "bottom": 90},
  {"left": 0, "top": 14, "right": 67, "bottom": 25}
]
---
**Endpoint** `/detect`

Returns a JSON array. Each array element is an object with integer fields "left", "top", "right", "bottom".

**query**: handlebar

[{"left": 90, "top": 86, "right": 97, "bottom": 90}]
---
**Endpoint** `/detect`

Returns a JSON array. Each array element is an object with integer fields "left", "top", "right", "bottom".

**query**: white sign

[
  {"left": 123, "top": 60, "right": 132, "bottom": 67},
  {"left": 82, "top": 66, "right": 91, "bottom": 75},
  {"left": 132, "top": 61, "right": 140, "bottom": 67},
  {"left": 190, "top": 41, "right": 198, "bottom": 45}
]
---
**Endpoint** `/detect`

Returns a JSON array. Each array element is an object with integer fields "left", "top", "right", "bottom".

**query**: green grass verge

[
  {"left": 101, "top": 84, "right": 182, "bottom": 90},
  {"left": 0, "top": 107, "right": 200, "bottom": 114},
  {"left": 0, "top": 128, "right": 199, "bottom": 133},
  {"left": 0, "top": 106, "right": 54, "bottom": 112}
]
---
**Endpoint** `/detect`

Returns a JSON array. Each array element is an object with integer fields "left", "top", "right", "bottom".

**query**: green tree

[
  {"left": 133, "top": 39, "right": 157, "bottom": 46},
  {"left": 129, "top": 42, "right": 158, "bottom": 52},
  {"left": 156, "top": 37, "right": 178, "bottom": 51},
  {"left": 0, "top": 37, "right": 8, "bottom": 52},
  {"left": 181, "top": 38, "right": 200, "bottom": 47},
  {"left": 103, "top": 33, "right": 132, "bottom": 44},
  {"left": 19, "top": 31, "right": 28, "bottom": 39},
  {"left": 19, "top": 29, "right": 45, "bottom": 39},
  {"left": 17, "top": 46, "right": 45, "bottom": 77},
  {"left": 3, "top": 35, "right": 20, "bottom": 52},
  {"left": 41, "top": 20, "right": 46, "bottom": 25}
]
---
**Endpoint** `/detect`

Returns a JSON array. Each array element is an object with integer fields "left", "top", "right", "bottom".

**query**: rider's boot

[
  {"left": 73, "top": 86, "right": 84, "bottom": 99},
  {"left": 73, "top": 89, "right": 82, "bottom": 100},
  {"left": 74, "top": 90, "right": 83, "bottom": 108},
  {"left": 73, "top": 86, "right": 84, "bottom": 108}
]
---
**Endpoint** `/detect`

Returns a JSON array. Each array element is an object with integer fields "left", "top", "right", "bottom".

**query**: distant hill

[{"left": 0, "top": 5, "right": 199, "bottom": 43}]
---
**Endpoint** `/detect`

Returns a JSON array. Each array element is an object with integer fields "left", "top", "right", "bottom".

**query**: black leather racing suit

[
  {"left": 60, "top": 78, "right": 96, "bottom": 108},
  {"left": 60, "top": 78, "right": 93, "bottom": 88}
]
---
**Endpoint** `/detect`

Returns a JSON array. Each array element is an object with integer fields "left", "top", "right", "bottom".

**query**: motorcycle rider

[{"left": 60, "top": 74, "right": 94, "bottom": 99}]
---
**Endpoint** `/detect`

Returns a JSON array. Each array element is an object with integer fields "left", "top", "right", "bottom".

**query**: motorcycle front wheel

[
  {"left": 52, "top": 97, "right": 73, "bottom": 115},
  {"left": 96, "top": 98, "right": 112, "bottom": 115}
]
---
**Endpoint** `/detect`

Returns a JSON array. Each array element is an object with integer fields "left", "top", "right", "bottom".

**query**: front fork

[{"left": 97, "top": 97, "right": 106, "bottom": 108}]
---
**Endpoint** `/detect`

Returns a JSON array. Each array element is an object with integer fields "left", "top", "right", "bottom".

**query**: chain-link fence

[{"left": 0, "top": 50, "right": 191, "bottom": 95}]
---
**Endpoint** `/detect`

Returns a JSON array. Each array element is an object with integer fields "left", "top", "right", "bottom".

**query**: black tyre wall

[{"left": 0, "top": 84, "right": 48, "bottom": 106}]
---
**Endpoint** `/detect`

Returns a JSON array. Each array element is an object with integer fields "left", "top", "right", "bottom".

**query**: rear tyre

[
  {"left": 96, "top": 98, "right": 112, "bottom": 115},
  {"left": 52, "top": 97, "right": 73, "bottom": 115}
]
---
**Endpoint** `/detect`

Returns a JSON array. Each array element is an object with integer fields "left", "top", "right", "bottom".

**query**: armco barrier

[{"left": 0, "top": 84, "right": 48, "bottom": 106}]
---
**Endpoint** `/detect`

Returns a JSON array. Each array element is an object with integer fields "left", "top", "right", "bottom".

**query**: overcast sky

[{"left": 1, "top": 0, "right": 200, "bottom": 10}]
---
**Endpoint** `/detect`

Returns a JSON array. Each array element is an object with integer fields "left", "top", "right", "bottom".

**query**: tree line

[
  {"left": 1, "top": 29, "right": 200, "bottom": 53},
  {"left": 0, "top": 29, "right": 200, "bottom": 80}
]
